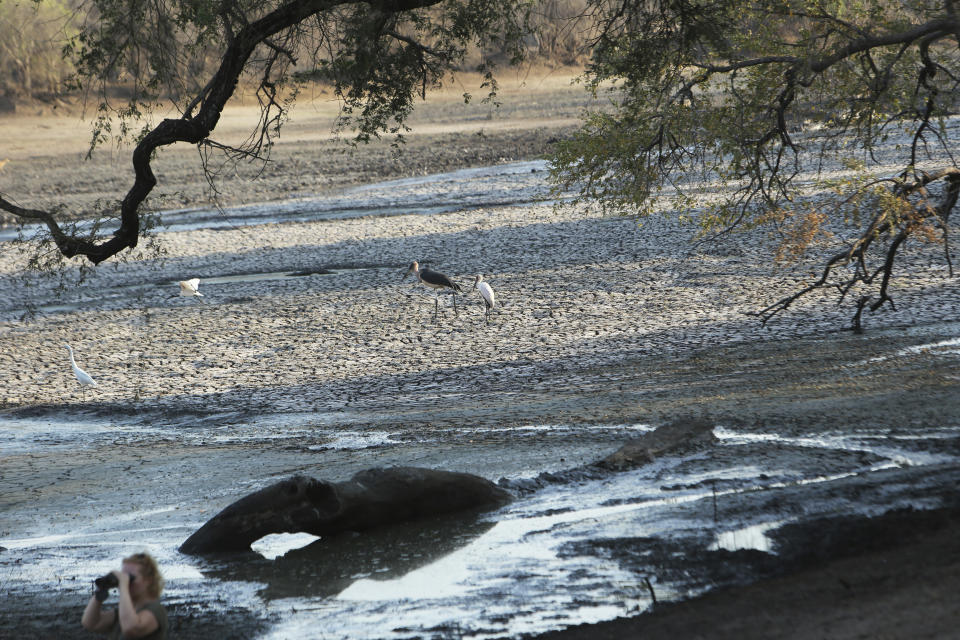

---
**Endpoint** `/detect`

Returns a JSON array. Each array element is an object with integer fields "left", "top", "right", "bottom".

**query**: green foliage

[
  {"left": 552, "top": 1, "right": 957, "bottom": 233},
  {"left": 0, "top": 0, "right": 537, "bottom": 269},
  {"left": 551, "top": 0, "right": 960, "bottom": 326},
  {"left": 64, "top": 0, "right": 534, "bottom": 150},
  {"left": 331, "top": 0, "right": 532, "bottom": 137}
]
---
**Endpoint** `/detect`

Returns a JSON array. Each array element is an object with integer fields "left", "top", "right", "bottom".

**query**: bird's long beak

[{"left": 401, "top": 265, "right": 414, "bottom": 281}]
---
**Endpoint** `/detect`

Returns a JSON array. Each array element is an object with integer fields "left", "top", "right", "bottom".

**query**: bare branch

[
  {"left": 749, "top": 168, "right": 960, "bottom": 328},
  {"left": 691, "top": 19, "right": 957, "bottom": 77}
]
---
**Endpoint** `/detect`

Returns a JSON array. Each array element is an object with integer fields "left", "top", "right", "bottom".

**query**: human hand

[
  {"left": 93, "top": 585, "right": 110, "bottom": 602},
  {"left": 113, "top": 570, "right": 131, "bottom": 589}
]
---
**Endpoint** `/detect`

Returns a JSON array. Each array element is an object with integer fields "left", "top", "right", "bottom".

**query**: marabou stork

[{"left": 403, "top": 261, "right": 463, "bottom": 321}]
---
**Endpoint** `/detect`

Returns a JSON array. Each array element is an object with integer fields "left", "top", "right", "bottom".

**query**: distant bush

[
  {"left": 0, "top": 0, "right": 78, "bottom": 97},
  {"left": 0, "top": 0, "right": 590, "bottom": 103},
  {"left": 530, "top": 0, "right": 589, "bottom": 67}
]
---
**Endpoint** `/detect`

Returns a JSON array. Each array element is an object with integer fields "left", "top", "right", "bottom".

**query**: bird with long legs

[
  {"left": 178, "top": 278, "right": 204, "bottom": 302},
  {"left": 403, "top": 261, "right": 463, "bottom": 321},
  {"left": 473, "top": 274, "right": 496, "bottom": 325},
  {"left": 64, "top": 343, "right": 97, "bottom": 401}
]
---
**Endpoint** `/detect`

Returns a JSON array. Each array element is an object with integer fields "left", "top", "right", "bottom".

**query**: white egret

[
  {"left": 64, "top": 343, "right": 97, "bottom": 400},
  {"left": 402, "top": 261, "right": 463, "bottom": 321},
  {"left": 178, "top": 278, "right": 204, "bottom": 302},
  {"left": 473, "top": 274, "right": 496, "bottom": 324}
]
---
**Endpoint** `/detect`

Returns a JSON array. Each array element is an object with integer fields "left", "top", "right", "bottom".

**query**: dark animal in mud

[
  {"left": 595, "top": 417, "right": 716, "bottom": 471},
  {"left": 181, "top": 419, "right": 716, "bottom": 554},
  {"left": 499, "top": 417, "right": 717, "bottom": 494},
  {"left": 180, "top": 466, "right": 511, "bottom": 554}
]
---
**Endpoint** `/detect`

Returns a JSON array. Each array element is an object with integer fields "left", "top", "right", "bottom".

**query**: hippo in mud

[
  {"left": 180, "top": 466, "right": 512, "bottom": 554},
  {"left": 181, "top": 418, "right": 715, "bottom": 554}
]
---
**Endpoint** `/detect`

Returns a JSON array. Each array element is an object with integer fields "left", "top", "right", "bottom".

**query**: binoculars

[{"left": 93, "top": 573, "right": 134, "bottom": 589}]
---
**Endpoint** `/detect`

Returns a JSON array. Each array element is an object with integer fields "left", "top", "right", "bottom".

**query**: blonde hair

[{"left": 124, "top": 552, "right": 164, "bottom": 599}]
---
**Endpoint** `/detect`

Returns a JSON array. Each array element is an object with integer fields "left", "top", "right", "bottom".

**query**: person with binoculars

[{"left": 81, "top": 552, "right": 168, "bottom": 639}]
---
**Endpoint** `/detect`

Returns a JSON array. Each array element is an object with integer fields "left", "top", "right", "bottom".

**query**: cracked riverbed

[{"left": 2, "top": 159, "right": 959, "bottom": 639}]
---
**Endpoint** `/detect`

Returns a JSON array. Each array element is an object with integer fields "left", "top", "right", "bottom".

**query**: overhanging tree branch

[
  {"left": 750, "top": 168, "right": 960, "bottom": 331},
  {"left": 553, "top": 1, "right": 960, "bottom": 329},
  {"left": 1, "top": 0, "right": 526, "bottom": 265}
]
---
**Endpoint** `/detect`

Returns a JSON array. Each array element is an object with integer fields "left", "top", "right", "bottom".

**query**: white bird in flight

[
  {"left": 178, "top": 278, "right": 204, "bottom": 301},
  {"left": 64, "top": 343, "right": 97, "bottom": 400},
  {"left": 473, "top": 274, "right": 496, "bottom": 325}
]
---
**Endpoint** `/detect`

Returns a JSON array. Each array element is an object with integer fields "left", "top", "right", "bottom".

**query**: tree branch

[
  {"left": 690, "top": 19, "right": 957, "bottom": 77},
  {"left": 0, "top": 0, "right": 452, "bottom": 265},
  {"left": 749, "top": 168, "right": 960, "bottom": 329}
]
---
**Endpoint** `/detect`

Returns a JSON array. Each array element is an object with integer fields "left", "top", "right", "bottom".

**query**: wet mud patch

[
  {"left": 769, "top": 497, "right": 960, "bottom": 563},
  {"left": 553, "top": 465, "right": 960, "bottom": 616},
  {"left": 559, "top": 535, "right": 785, "bottom": 595},
  {"left": 657, "top": 440, "right": 891, "bottom": 493},
  {"left": 199, "top": 510, "right": 499, "bottom": 601},
  {"left": 532, "top": 502, "right": 960, "bottom": 640},
  {"left": 0, "top": 591, "right": 275, "bottom": 640}
]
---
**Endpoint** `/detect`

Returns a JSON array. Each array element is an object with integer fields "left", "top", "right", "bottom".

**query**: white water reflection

[
  {"left": 0, "top": 417, "right": 157, "bottom": 454},
  {"left": 338, "top": 501, "right": 651, "bottom": 602},
  {"left": 0, "top": 414, "right": 651, "bottom": 457},
  {"left": 711, "top": 521, "right": 784, "bottom": 553},
  {"left": 0, "top": 412, "right": 397, "bottom": 453},
  {"left": 875, "top": 337, "right": 960, "bottom": 361},
  {"left": 714, "top": 425, "right": 960, "bottom": 467},
  {"left": 853, "top": 336, "right": 960, "bottom": 367},
  {"left": 252, "top": 533, "right": 323, "bottom": 560},
  {"left": 152, "top": 159, "right": 558, "bottom": 232}
]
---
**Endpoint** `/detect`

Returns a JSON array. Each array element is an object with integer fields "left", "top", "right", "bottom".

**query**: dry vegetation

[{"left": 0, "top": 0, "right": 591, "bottom": 111}]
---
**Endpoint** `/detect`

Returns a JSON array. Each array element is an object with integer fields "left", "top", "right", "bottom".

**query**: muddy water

[
  {"left": 257, "top": 427, "right": 960, "bottom": 640},
  {"left": 3, "top": 329, "right": 959, "bottom": 639},
  {"left": 3, "top": 409, "right": 959, "bottom": 639},
  {"left": 2, "top": 161, "right": 960, "bottom": 638}
]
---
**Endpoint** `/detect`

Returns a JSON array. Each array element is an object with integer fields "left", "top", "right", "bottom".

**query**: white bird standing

[
  {"left": 64, "top": 343, "right": 97, "bottom": 400},
  {"left": 178, "top": 278, "right": 204, "bottom": 302},
  {"left": 402, "top": 261, "right": 463, "bottom": 321},
  {"left": 473, "top": 274, "right": 496, "bottom": 325}
]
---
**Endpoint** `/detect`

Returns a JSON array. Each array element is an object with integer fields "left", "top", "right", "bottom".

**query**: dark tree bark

[{"left": 750, "top": 169, "right": 960, "bottom": 332}]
